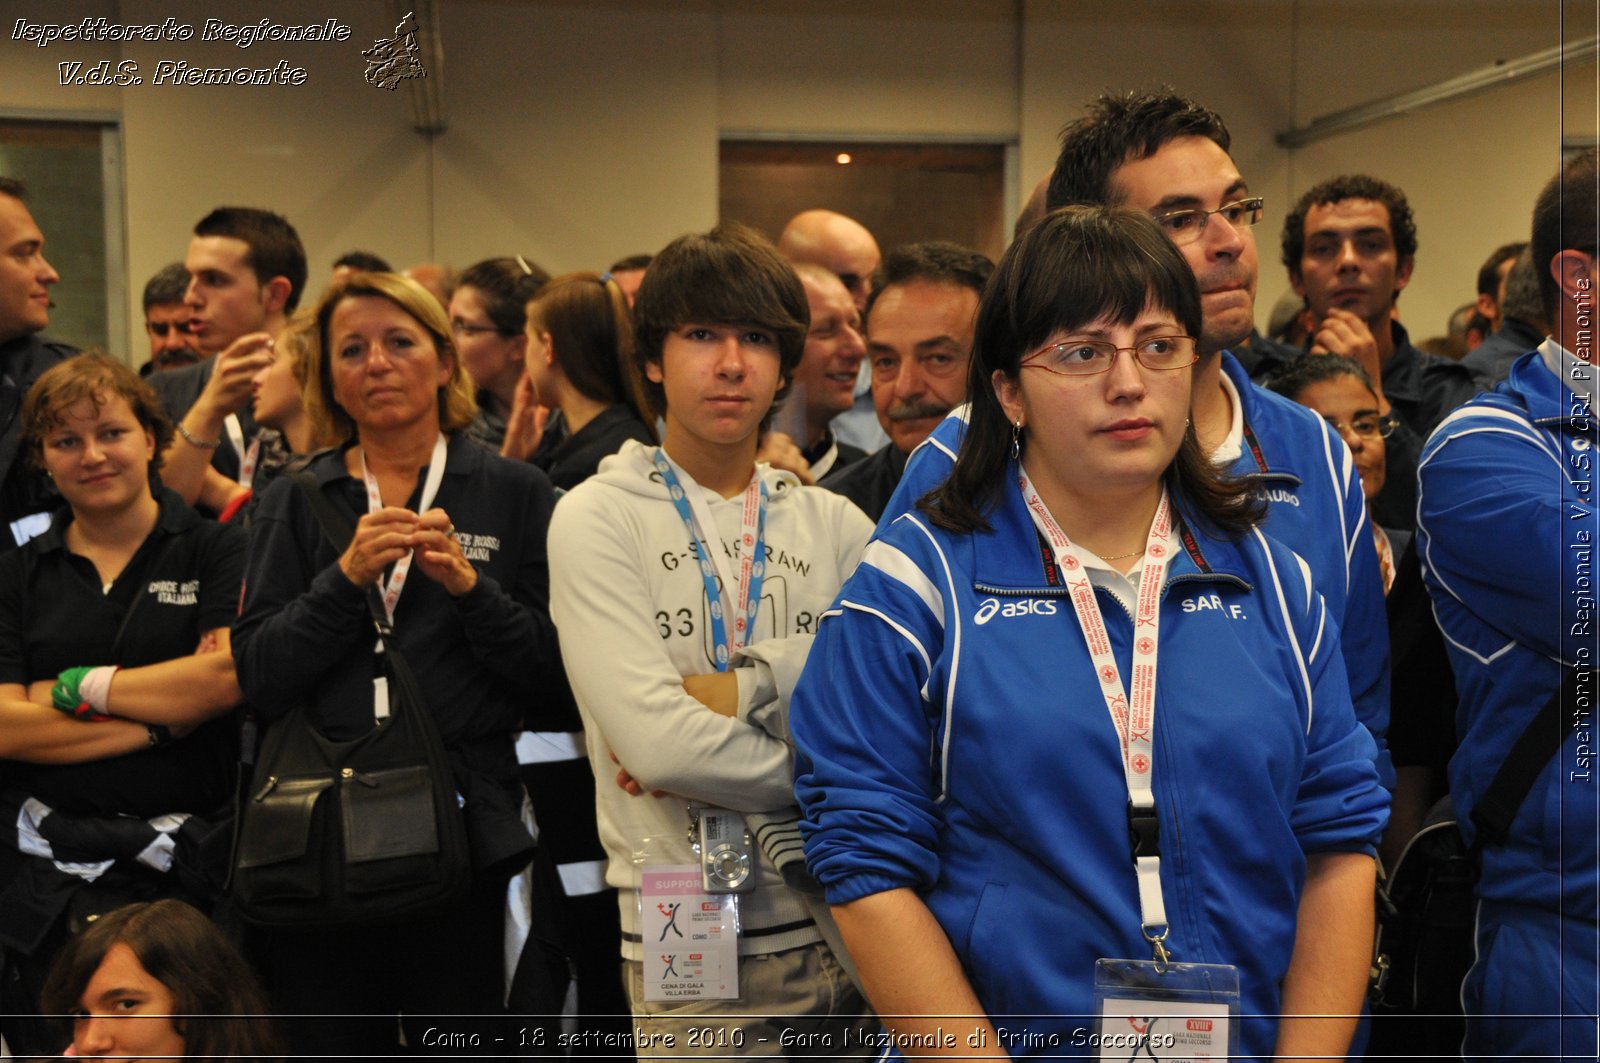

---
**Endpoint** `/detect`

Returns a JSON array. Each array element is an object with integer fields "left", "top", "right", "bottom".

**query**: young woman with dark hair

[
  {"left": 42, "top": 898, "right": 282, "bottom": 1062},
  {"left": 500, "top": 271, "right": 656, "bottom": 487},
  {"left": 792, "top": 205, "right": 1389, "bottom": 1062}
]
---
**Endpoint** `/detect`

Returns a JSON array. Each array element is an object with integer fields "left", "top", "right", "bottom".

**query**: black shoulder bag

[{"left": 231, "top": 474, "right": 471, "bottom": 927}]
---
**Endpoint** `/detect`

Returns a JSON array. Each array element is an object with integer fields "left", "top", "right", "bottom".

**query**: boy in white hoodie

[{"left": 548, "top": 223, "right": 873, "bottom": 1055}]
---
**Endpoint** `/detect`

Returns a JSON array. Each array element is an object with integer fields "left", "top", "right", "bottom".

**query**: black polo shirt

[
  {"left": 530, "top": 404, "right": 655, "bottom": 492},
  {"left": 820, "top": 441, "right": 908, "bottom": 522},
  {"left": 0, "top": 489, "right": 245, "bottom": 817}
]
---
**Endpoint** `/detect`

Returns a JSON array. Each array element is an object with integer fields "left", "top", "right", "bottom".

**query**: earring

[{"left": 1010, "top": 421, "right": 1022, "bottom": 461}]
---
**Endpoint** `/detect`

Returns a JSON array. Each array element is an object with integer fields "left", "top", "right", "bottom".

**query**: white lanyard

[
  {"left": 224, "top": 413, "right": 247, "bottom": 465},
  {"left": 359, "top": 433, "right": 449, "bottom": 627},
  {"left": 1019, "top": 470, "right": 1175, "bottom": 960},
  {"left": 238, "top": 436, "right": 261, "bottom": 491},
  {"left": 652, "top": 449, "right": 767, "bottom": 668}
]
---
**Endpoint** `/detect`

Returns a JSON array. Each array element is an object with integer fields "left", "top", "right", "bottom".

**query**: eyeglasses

[
  {"left": 1022, "top": 335, "right": 1198, "bottom": 377},
  {"left": 1151, "top": 197, "right": 1265, "bottom": 246},
  {"left": 450, "top": 319, "right": 503, "bottom": 339},
  {"left": 1323, "top": 413, "right": 1400, "bottom": 440}
]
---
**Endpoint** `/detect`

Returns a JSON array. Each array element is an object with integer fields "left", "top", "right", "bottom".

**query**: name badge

[
  {"left": 1093, "top": 957, "right": 1238, "bottom": 1061},
  {"left": 639, "top": 864, "right": 739, "bottom": 1002}
]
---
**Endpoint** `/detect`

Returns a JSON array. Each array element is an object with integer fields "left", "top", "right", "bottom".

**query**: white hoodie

[{"left": 549, "top": 440, "right": 872, "bottom": 960}]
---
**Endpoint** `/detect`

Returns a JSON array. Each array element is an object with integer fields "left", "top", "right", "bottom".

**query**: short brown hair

[
  {"left": 1532, "top": 148, "right": 1600, "bottom": 322},
  {"left": 305, "top": 272, "right": 478, "bottom": 446},
  {"left": 632, "top": 223, "right": 808, "bottom": 418},
  {"left": 23, "top": 351, "right": 173, "bottom": 477}
]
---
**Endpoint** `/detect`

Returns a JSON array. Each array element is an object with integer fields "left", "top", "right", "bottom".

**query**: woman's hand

[
  {"left": 410, "top": 508, "right": 479, "bottom": 597},
  {"left": 338, "top": 506, "right": 420, "bottom": 587},
  {"left": 499, "top": 374, "right": 549, "bottom": 462}
]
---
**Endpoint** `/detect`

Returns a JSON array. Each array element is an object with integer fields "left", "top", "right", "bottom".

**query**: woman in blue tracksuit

[{"left": 791, "top": 206, "right": 1389, "bottom": 1060}]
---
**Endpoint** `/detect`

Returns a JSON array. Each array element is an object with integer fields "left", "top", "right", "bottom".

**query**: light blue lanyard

[{"left": 653, "top": 448, "right": 768, "bottom": 671}]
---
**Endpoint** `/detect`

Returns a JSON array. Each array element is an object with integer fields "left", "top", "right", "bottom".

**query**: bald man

[
  {"left": 777, "top": 209, "right": 881, "bottom": 314},
  {"left": 778, "top": 209, "right": 886, "bottom": 452}
]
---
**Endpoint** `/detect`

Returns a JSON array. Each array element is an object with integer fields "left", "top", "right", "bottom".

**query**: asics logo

[{"left": 974, "top": 597, "right": 1058, "bottom": 625}]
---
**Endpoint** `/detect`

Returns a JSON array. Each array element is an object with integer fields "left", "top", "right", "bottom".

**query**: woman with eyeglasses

[
  {"left": 1267, "top": 355, "right": 1407, "bottom": 593},
  {"left": 448, "top": 257, "right": 550, "bottom": 450},
  {"left": 790, "top": 206, "right": 1388, "bottom": 1060}
]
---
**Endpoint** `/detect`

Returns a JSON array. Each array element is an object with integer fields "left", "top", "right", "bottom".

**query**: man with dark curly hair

[{"left": 1282, "top": 174, "right": 1477, "bottom": 530}]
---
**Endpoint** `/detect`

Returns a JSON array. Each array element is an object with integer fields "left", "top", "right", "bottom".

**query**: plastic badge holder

[
  {"left": 1093, "top": 957, "right": 1239, "bottom": 1062},
  {"left": 634, "top": 836, "right": 741, "bottom": 1002}
]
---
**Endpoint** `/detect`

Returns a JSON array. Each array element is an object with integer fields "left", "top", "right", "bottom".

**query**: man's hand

[
  {"left": 194, "top": 333, "right": 276, "bottom": 422},
  {"left": 610, "top": 750, "right": 667, "bottom": 798},
  {"left": 1307, "top": 308, "right": 1390, "bottom": 414}
]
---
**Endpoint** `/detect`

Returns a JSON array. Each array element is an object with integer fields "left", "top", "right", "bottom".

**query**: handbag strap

[{"left": 1470, "top": 665, "right": 1586, "bottom": 848}]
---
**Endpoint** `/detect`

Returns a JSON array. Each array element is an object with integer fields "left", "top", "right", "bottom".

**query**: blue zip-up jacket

[
  {"left": 876, "top": 351, "right": 1393, "bottom": 787},
  {"left": 1416, "top": 348, "right": 1599, "bottom": 922},
  {"left": 793, "top": 472, "right": 1387, "bottom": 1060}
]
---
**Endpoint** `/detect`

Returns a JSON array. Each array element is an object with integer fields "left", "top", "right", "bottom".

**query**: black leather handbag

[{"left": 230, "top": 475, "right": 471, "bottom": 927}]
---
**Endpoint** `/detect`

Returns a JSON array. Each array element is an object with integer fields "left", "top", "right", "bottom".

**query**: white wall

[
  {"left": 0, "top": 0, "right": 1593, "bottom": 360},
  {"left": 717, "top": 0, "right": 1017, "bottom": 138}
]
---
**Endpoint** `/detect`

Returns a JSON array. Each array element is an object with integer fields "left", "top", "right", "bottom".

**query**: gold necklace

[{"left": 1098, "top": 548, "right": 1144, "bottom": 561}]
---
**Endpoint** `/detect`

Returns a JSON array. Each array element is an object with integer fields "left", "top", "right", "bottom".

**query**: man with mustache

[
  {"left": 822, "top": 242, "right": 992, "bottom": 521},
  {"left": 140, "top": 262, "right": 201, "bottom": 373}
]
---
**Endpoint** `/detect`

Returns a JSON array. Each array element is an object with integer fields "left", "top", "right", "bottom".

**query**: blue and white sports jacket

[
  {"left": 876, "top": 352, "right": 1393, "bottom": 787},
  {"left": 793, "top": 472, "right": 1388, "bottom": 1060},
  {"left": 1416, "top": 347, "right": 1599, "bottom": 923}
]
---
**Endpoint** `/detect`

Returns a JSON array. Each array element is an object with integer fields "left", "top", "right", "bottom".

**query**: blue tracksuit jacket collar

[
  {"left": 1219, "top": 351, "right": 1303, "bottom": 486},
  {"left": 1502, "top": 347, "right": 1597, "bottom": 433},
  {"left": 968, "top": 461, "right": 1254, "bottom": 596}
]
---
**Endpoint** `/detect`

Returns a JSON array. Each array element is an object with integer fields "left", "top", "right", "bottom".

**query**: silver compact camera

[{"left": 697, "top": 810, "right": 755, "bottom": 893}]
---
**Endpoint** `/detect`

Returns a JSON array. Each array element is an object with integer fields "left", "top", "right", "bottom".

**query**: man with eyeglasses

[
  {"left": 879, "top": 91, "right": 1391, "bottom": 798},
  {"left": 1282, "top": 175, "right": 1478, "bottom": 531},
  {"left": 821, "top": 241, "right": 991, "bottom": 521}
]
